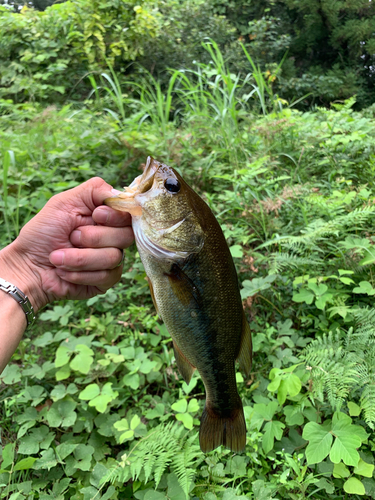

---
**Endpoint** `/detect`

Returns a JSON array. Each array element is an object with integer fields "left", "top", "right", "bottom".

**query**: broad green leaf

[
  {"left": 46, "top": 407, "right": 62, "bottom": 428},
  {"left": 33, "top": 449, "right": 57, "bottom": 471},
  {"left": 262, "top": 420, "right": 284, "bottom": 454},
  {"left": 1, "top": 443, "right": 15, "bottom": 470},
  {"left": 339, "top": 277, "right": 355, "bottom": 285},
  {"left": 145, "top": 404, "right": 165, "bottom": 419},
  {"left": 353, "top": 281, "right": 375, "bottom": 295},
  {"left": 303, "top": 422, "right": 332, "bottom": 464},
  {"left": 73, "top": 444, "right": 94, "bottom": 471},
  {"left": 253, "top": 401, "right": 279, "bottom": 422},
  {"left": 230, "top": 245, "right": 243, "bottom": 258},
  {"left": 55, "top": 346, "right": 71, "bottom": 368},
  {"left": 144, "top": 490, "right": 167, "bottom": 500},
  {"left": 284, "top": 406, "right": 304, "bottom": 426},
  {"left": 55, "top": 364, "right": 70, "bottom": 381},
  {"left": 123, "top": 372, "right": 140, "bottom": 390},
  {"left": 241, "top": 275, "right": 277, "bottom": 299},
  {"left": 338, "top": 269, "right": 354, "bottom": 276},
  {"left": 333, "top": 462, "right": 350, "bottom": 478},
  {"left": 330, "top": 430, "right": 361, "bottom": 466},
  {"left": 354, "top": 459, "right": 375, "bottom": 478},
  {"left": 130, "top": 415, "right": 141, "bottom": 430},
  {"left": 89, "top": 395, "right": 113, "bottom": 413},
  {"left": 55, "top": 443, "right": 78, "bottom": 461},
  {"left": 13, "top": 457, "right": 36, "bottom": 471},
  {"left": 182, "top": 376, "right": 198, "bottom": 395},
  {"left": 315, "top": 292, "right": 333, "bottom": 310},
  {"left": 114, "top": 419, "right": 129, "bottom": 432},
  {"left": 18, "top": 436, "right": 39, "bottom": 455},
  {"left": 176, "top": 412, "right": 194, "bottom": 430},
  {"left": 119, "top": 430, "right": 134, "bottom": 443},
  {"left": 70, "top": 344, "right": 94, "bottom": 374},
  {"left": 343, "top": 477, "right": 366, "bottom": 495},
  {"left": 292, "top": 288, "right": 314, "bottom": 304},
  {"left": 0, "top": 364, "right": 21, "bottom": 384},
  {"left": 308, "top": 283, "right": 328, "bottom": 296},
  {"left": 348, "top": 402, "right": 361, "bottom": 417},
  {"left": 187, "top": 398, "right": 200, "bottom": 413},
  {"left": 171, "top": 399, "right": 188, "bottom": 413},
  {"left": 139, "top": 359, "right": 157, "bottom": 374},
  {"left": 359, "top": 250, "right": 375, "bottom": 266},
  {"left": 79, "top": 383, "right": 100, "bottom": 400}
]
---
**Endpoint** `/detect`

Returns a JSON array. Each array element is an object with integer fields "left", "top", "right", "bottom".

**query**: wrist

[{"left": 0, "top": 241, "right": 48, "bottom": 314}]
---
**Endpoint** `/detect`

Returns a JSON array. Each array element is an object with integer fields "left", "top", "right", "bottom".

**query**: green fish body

[{"left": 105, "top": 157, "right": 252, "bottom": 452}]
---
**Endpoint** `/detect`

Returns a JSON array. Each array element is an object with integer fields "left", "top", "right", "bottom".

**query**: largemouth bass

[{"left": 105, "top": 157, "right": 252, "bottom": 452}]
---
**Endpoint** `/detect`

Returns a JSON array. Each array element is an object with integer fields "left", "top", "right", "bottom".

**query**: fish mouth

[{"left": 104, "top": 156, "right": 160, "bottom": 215}]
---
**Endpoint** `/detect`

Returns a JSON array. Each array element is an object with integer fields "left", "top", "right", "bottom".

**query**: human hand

[{"left": 0, "top": 177, "right": 133, "bottom": 312}]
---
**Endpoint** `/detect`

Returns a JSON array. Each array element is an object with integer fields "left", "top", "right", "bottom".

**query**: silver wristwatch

[{"left": 0, "top": 277, "right": 36, "bottom": 328}]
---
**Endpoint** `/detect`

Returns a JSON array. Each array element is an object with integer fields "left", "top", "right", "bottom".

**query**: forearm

[
  {"left": 0, "top": 244, "right": 41, "bottom": 374},
  {"left": 0, "top": 291, "right": 27, "bottom": 373}
]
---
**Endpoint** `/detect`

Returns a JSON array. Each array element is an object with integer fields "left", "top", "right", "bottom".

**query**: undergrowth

[{"left": 1, "top": 45, "right": 375, "bottom": 499}]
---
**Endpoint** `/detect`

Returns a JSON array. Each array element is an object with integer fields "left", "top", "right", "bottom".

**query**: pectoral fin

[
  {"left": 237, "top": 311, "right": 252, "bottom": 377},
  {"left": 146, "top": 277, "right": 159, "bottom": 316},
  {"left": 165, "top": 263, "right": 202, "bottom": 308},
  {"left": 173, "top": 341, "right": 196, "bottom": 384}
]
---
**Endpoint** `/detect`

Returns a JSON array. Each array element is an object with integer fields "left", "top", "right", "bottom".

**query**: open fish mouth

[{"left": 104, "top": 156, "right": 159, "bottom": 215}]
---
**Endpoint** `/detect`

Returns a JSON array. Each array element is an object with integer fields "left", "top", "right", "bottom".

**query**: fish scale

[{"left": 105, "top": 156, "right": 252, "bottom": 453}]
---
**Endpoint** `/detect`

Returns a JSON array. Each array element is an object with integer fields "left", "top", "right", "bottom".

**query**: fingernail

[
  {"left": 50, "top": 250, "right": 65, "bottom": 267},
  {"left": 94, "top": 207, "right": 110, "bottom": 224},
  {"left": 111, "top": 188, "right": 122, "bottom": 195},
  {"left": 70, "top": 230, "right": 81, "bottom": 246},
  {"left": 55, "top": 269, "right": 66, "bottom": 277}
]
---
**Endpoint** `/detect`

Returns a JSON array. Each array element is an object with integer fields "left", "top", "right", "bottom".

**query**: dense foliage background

[{"left": 1, "top": 1, "right": 375, "bottom": 499}]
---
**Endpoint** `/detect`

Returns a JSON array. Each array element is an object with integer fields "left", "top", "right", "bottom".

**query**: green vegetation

[{"left": 2, "top": 1, "right": 375, "bottom": 499}]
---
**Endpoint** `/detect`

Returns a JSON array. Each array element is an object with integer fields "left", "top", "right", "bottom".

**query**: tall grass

[
  {"left": 86, "top": 41, "right": 297, "bottom": 171},
  {"left": 1, "top": 149, "right": 20, "bottom": 244}
]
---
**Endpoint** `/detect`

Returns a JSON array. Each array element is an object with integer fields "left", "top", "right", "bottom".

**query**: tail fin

[{"left": 199, "top": 404, "right": 246, "bottom": 453}]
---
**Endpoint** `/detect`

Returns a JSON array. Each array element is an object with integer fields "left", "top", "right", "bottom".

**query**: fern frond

[
  {"left": 100, "top": 422, "right": 204, "bottom": 496},
  {"left": 268, "top": 252, "right": 324, "bottom": 274},
  {"left": 173, "top": 433, "right": 203, "bottom": 498}
]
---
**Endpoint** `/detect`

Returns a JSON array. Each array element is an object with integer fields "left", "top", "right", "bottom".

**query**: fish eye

[{"left": 164, "top": 178, "right": 180, "bottom": 193}]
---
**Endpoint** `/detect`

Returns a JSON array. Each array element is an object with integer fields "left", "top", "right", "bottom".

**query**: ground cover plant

[{"left": 2, "top": 13, "right": 375, "bottom": 500}]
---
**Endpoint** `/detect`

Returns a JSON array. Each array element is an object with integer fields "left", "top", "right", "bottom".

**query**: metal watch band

[{"left": 0, "top": 277, "right": 36, "bottom": 328}]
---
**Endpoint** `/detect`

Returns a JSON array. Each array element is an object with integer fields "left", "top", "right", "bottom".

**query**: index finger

[{"left": 93, "top": 206, "right": 132, "bottom": 227}]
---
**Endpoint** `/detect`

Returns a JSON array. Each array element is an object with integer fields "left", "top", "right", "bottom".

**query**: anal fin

[
  {"left": 173, "top": 341, "right": 196, "bottom": 384},
  {"left": 237, "top": 310, "right": 252, "bottom": 377}
]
